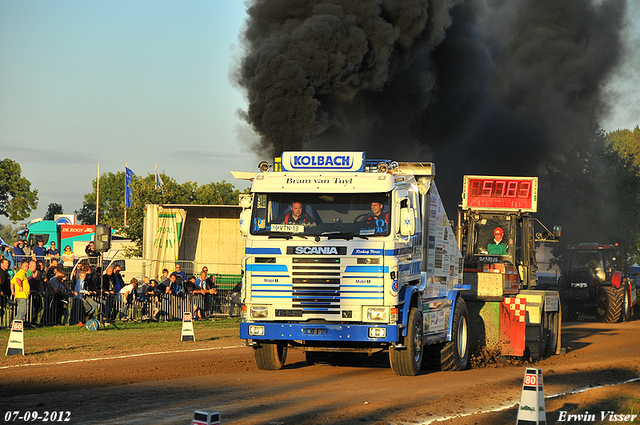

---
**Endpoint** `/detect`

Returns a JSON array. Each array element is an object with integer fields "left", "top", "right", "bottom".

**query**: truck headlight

[
  {"left": 367, "top": 308, "right": 387, "bottom": 321},
  {"left": 248, "top": 325, "right": 265, "bottom": 336},
  {"left": 571, "top": 282, "right": 588, "bottom": 288},
  {"left": 250, "top": 305, "right": 269, "bottom": 319},
  {"left": 369, "top": 327, "right": 387, "bottom": 338}
]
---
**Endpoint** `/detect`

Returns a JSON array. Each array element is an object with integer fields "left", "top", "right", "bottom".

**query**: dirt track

[{"left": 2, "top": 319, "right": 640, "bottom": 424}]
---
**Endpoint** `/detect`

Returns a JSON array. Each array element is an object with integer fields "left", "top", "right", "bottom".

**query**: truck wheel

[
  {"left": 424, "top": 298, "right": 470, "bottom": 371},
  {"left": 595, "top": 286, "right": 622, "bottom": 323},
  {"left": 389, "top": 308, "right": 423, "bottom": 376},
  {"left": 619, "top": 284, "right": 632, "bottom": 322},
  {"left": 253, "top": 342, "right": 287, "bottom": 370}
]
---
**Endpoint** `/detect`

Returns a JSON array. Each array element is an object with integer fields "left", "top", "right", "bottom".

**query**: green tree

[
  {"left": 43, "top": 203, "right": 64, "bottom": 221},
  {"left": 75, "top": 171, "right": 127, "bottom": 227},
  {"left": 0, "top": 223, "right": 16, "bottom": 246},
  {"left": 539, "top": 125, "right": 640, "bottom": 268},
  {"left": 0, "top": 158, "right": 39, "bottom": 222},
  {"left": 76, "top": 170, "right": 243, "bottom": 256}
]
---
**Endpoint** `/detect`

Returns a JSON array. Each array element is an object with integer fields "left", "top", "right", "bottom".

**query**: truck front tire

[
  {"left": 389, "top": 308, "right": 423, "bottom": 376},
  {"left": 596, "top": 286, "right": 622, "bottom": 323},
  {"left": 424, "top": 297, "right": 470, "bottom": 371},
  {"left": 253, "top": 342, "right": 288, "bottom": 370}
]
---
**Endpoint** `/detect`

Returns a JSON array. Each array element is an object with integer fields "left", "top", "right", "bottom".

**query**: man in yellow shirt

[{"left": 11, "top": 261, "right": 30, "bottom": 321}]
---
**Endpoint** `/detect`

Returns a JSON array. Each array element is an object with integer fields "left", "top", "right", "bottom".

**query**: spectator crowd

[{"left": 0, "top": 239, "right": 242, "bottom": 328}]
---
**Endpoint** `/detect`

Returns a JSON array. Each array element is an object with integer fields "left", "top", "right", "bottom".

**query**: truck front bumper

[{"left": 240, "top": 322, "right": 399, "bottom": 343}]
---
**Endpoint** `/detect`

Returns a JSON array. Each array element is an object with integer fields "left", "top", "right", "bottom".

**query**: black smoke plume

[{"left": 236, "top": 0, "right": 627, "bottom": 217}]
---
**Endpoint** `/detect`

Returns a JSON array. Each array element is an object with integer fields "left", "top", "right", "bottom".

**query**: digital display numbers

[{"left": 463, "top": 176, "right": 538, "bottom": 212}]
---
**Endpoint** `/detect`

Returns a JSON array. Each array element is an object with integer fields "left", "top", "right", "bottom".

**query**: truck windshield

[
  {"left": 250, "top": 192, "right": 391, "bottom": 237},
  {"left": 472, "top": 215, "right": 514, "bottom": 257}
]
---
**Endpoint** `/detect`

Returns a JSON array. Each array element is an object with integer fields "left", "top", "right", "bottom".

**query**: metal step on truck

[{"left": 233, "top": 152, "right": 469, "bottom": 376}]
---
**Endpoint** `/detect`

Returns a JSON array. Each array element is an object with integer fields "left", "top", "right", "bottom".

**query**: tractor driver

[{"left": 487, "top": 227, "right": 508, "bottom": 255}]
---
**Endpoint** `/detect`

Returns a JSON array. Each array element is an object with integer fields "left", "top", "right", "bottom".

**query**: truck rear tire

[
  {"left": 595, "top": 286, "right": 622, "bottom": 323},
  {"left": 389, "top": 308, "right": 423, "bottom": 376},
  {"left": 253, "top": 342, "right": 288, "bottom": 370},
  {"left": 424, "top": 298, "right": 470, "bottom": 371},
  {"left": 619, "top": 284, "right": 632, "bottom": 322}
]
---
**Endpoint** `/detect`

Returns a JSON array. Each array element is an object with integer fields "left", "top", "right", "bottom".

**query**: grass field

[{"left": 0, "top": 317, "right": 242, "bottom": 367}]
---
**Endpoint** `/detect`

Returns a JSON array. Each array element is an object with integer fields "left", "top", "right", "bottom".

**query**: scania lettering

[{"left": 234, "top": 152, "right": 469, "bottom": 376}]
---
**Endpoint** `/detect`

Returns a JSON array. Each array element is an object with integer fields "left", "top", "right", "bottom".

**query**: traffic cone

[
  {"left": 516, "top": 367, "right": 546, "bottom": 424},
  {"left": 181, "top": 311, "right": 196, "bottom": 341},
  {"left": 5, "top": 319, "right": 25, "bottom": 356}
]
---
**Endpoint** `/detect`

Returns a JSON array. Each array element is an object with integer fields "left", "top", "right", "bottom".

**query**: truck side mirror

[
  {"left": 400, "top": 207, "right": 415, "bottom": 236},
  {"left": 553, "top": 225, "right": 562, "bottom": 240},
  {"left": 239, "top": 209, "right": 251, "bottom": 236}
]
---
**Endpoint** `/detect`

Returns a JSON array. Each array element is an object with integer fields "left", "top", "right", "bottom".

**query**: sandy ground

[{"left": 1, "top": 319, "right": 640, "bottom": 424}]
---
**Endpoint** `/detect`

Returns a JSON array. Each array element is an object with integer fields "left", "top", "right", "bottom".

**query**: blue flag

[{"left": 125, "top": 166, "right": 134, "bottom": 207}]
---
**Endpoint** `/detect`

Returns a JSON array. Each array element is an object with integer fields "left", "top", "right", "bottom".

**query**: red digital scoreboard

[{"left": 462, "top": 176, "right": 538, "bottom": 212}]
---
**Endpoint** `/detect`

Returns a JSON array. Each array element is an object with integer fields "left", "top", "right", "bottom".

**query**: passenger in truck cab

[
  {"left": 363, "top": 201, "right": 389, "bottom": 233},
  {"left": 276, "top": 202, "right": 316, "bottom": 225}
]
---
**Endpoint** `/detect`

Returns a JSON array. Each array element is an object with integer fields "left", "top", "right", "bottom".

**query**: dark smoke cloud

[{"left": 236, "top": 0, "right": 626, "bottom": 212}]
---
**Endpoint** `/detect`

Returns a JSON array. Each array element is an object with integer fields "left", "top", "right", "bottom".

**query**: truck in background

[
  {"left": 456, "top": 175, "right": 563, "bottom": 360},
  {"left": 235, "top": 152, "right": 469, "bottom": 376},
  {"left": 557, "top": 243, "right": 636, "bottom": 322}
]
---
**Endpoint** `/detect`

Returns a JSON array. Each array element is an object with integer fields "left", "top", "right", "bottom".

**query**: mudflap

[
  {"left": 500, "top": 297, "right": 527, "bottom": 356},
  {"left": 465, "top": 298, "right": 527, "bottom": 357}
]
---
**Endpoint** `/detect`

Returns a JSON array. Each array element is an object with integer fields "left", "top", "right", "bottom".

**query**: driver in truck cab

[
  {"left": 276, "top": 202, "right": 316, "bottom": 225},
  {"left": 487, "top": 227, "right": 507, "bottom": 255}
]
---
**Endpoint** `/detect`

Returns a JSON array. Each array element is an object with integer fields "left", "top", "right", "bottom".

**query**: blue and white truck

[{"left": 234, "top": 152, "right": 469, "bottom": 376}]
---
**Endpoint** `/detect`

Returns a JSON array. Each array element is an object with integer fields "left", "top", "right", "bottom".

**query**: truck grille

[{"left": 292, "top": 258, "right": 341, "bottom": 314}]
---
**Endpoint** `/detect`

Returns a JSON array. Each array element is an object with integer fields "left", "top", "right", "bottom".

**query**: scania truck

[{"left": 234, "top": 152, "right": 469, "bottom": 376}]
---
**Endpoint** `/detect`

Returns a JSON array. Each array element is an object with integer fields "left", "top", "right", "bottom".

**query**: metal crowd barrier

[{"left": 0, "top": 290, "right": 242, "bottom": 328}]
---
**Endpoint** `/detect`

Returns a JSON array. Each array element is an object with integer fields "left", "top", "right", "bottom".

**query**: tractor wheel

[
  {"left": 595, "top": 286, "right": 622, "bottom": 323},
  {"left": 389, "top": 308, "right": 423, "bottom": 376},
  {"left": 619, "top": 284, "right": 632, "bottom": 322},
  {"left": 424, "top": 298, "right": 470, "bottom": 371},
  {"left": 543, "top": 310, "right": 560, "bottom": 356},
  {"left": 253, "top": 342, "right": 287, "bottom": 370},
  {"left": 560, "top": 291, "right": 578, "bottom": 322}
]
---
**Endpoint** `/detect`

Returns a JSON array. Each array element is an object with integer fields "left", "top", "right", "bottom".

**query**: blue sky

[
  {"left": 0, "top": 0, "right": 257, "bottom": 225},
  {"left": 1, "top": 1, "right": 639, "bottom": 226}
]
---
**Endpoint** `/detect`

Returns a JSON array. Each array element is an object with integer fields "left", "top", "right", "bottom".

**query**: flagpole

[
  {"left": 96, "top": 162, "right": 100, "bottom": 226},
  {"left": 124, "top": 162, "right": 128, "bottom": 227}
]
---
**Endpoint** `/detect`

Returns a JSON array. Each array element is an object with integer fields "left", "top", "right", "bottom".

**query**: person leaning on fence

[
  {"left": 229, "top": 280, "right": 242, "bottom": 317},
  {"left": 183, "top": 275, "right": 204, "bottom": 320},
  {"left": 32, "top": 239, "right": 47, "bottom": 263},
  {"left": 2, "top": 245, "right": 14, "bottom": 275},
  {"left": 119, "top": 278, "right": 138, "bottom": 321},
  {"left": 102, "top": 266, "right": 118, "bottom": 321},
  {"left": 61, "top": 245, "right": 74, "bottom": 271},
  {"left": 47, "top": 268, "right": 70, "bottom": 325},
  {"left": 12, "top": 261, "right": 30, "bottom": 322},
  {"left": 0, "top": 258, "right": 11, "bottom": 320},
  {"left": 27, "top": 261, "right": 45, "bottom": 325},
  {"left": 74, "top": 270, "right": 98, "bottom": 325}
]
